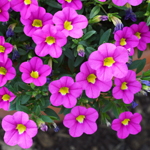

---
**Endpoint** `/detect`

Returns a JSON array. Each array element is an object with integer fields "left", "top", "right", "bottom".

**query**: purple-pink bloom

[
  {"left": 88, "top": 43, "right": 129, "bottom": 82},
  {"left": 57, "top": 0, "right": 82, "bottom": 10},
  {"left": 130, "top": 22, "right": 150, "bottom": 51},
  {"left": 10, "top": 0, "right": 38, "bottom": 19},
  {"left": 111, "top": 111, "right": 142, "bottom": 139},
  {"left": 0, "top": 58, "right": 16, "bottom": 87},
  {"left": 0, "top": 0, "right": 10, "bottom": 22},
  {"left": 76, "top": 61, "right": 112, "bottom": 98},
  {"left": 114, "top": 27, "right": 139, "bottom": 56},
  {"left": 98, "top": 0, "right": 106, "bottom": 2},
  {"left": 53, "top": 7, "right": 88, "bottom": 38},
  {"left": 19, "top": 56, "right": 51, "bottom": 86},
  {"left": 49, "top": 76, "right": 82, "bottom": 108},
  {"left": 21, "top": 6, "right": 53, "bottom": 37},
  {"left": 32, "top": 24, "right": 67, "bottom": 58},
  {"left": 0, "top": 87, "right": 15, "bottom": 111},
  {"left": 2, "top": 111, "right": 38, "bottom": 149},
  {"left": 63, "top": 106, "right": 99, "bottom": 137},
  {"left": 112, "top": 0, "right": 142, "bottom": 6},
  {"left": 112, "top": 70, "right": 141, "bottom": 104},
  {"left": 0, "top": 36, "right": 13, "bottom": 63}
]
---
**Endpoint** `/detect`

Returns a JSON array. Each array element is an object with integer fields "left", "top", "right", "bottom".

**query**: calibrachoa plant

[{"left": 0, "top": 0, "right": 150, "bottom": 149}]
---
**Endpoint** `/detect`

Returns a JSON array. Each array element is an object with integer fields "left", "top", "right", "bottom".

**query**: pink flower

[
  {"left": 99, "top": 0, "right": 106, "bottom": 2},
  {"left": 32, "top": 24, "right": 67, "bottom": 58},
  {"left": 0, "top": 0, "right": 10, "bottom": 22},
  {"left": 111, "top": 111, "right": 142, "bottom": 139},
  {"left": 76, "top": 61, "right": 112, "bottom": 98},
  {"left": 19, "top": 56, "right": 51, "bottom": 86},
  {"left": 0, "top": 58, "right": 16, "bottom": 87},
  {"left": 88, "top": 43, "right": 129, "bottom": 82},
  {"left": 112, "top": 0, "right": 143, "bottom": 6},
  {"left": 0, "top": 87, "right": 16, "bottom": 111},
  {"left": 0, "top": 36, "right": 13, "bottom": 63},
  {"left": 114, "top": 27, "right": 139, "bottom": 56},
  {"left": 130, "top": 22, "right": 150, "bottom": 51},
  {"left": 2, "top": 111, "right": 38, "bottom": 149},
  {"left": 63, "top": 106, "right": 99, "bottom": 137},
  {"left": 21, "top": 7, "right": 53, "bottom": 37},
  {"left": 112, "top": 70, "right": 141, "bottom": 104},
  {"left": 49, "top": 76, "right": 82, "bottom": 108},
  {"left": 10, "top": 0, "right": 39, "bottom": 19},
  {"left": 53, "top": 7, "right": 88, "bottom": 38},
  {"left": 57, "top": 0, "right": 82, "bottom": 10}
]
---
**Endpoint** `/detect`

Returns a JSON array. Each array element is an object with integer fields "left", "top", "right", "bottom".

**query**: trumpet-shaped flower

[
  {"left": 63, "top": 106, "right": 99, "bottom": 137},
  {"left": 88, "top": 43, "right": 129, "bottom": 82},
  {"left": 21, "top": 7, "right": 53, "bottom": 37},
  {"left": 112, "top": 70, "right": 141, "bottom": 104},
  {"left": 112, "top": 0, "right": 143, "bottom": 6},
  {"left": 114, "top": 27, "right": 139, "bottom": 56},
  {"left": 0, "top": 0, "right": 10, "bottom": 22},
  {"left": 130, "top": 22, "right": 150, "bottom": 51},
  {"left": 0, "top": 87, "right": 16, "bottom": 111},
  {"left": 10, "top": 0, "right": 39, "bottom": 19},
  {"left": 111, "top": 111, "right": 142, "bottom": 139},
  {"left": 0, "top": 36, "right": 13, "bottom": 63},
  {"left": 32, "top": 24, "right": 67, "bottom": 58},
  {"left": 19, "top": 57, "right": 51, "bottom": 86},
  {"left": 57, "top": 0, "right": 82, "bottom": 10},
  {"left": 53, "top": 7, "right": 88, "bottom": 38},
  {"left": 49, "top": 76, "right": 82, "bottom": 108},
  {"left": 76, "top": 61, "right": 112, "bottom": 98},
  {"left": 0, "top": 58, "right": 16, "bottom": 87},
  {"left": 2, "top": 111, "right": 38, "bottom": 149}
]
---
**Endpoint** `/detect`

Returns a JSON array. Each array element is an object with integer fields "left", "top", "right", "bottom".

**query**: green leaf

[
  {"left": 99, "top": 29, "right": 111, "bottom": 45},
  {"left": 68, "top": 59, "right": 74, "bottom": 73},
  {"left": 64, "top": 48, "right": 75, "bottom": 60},
  {"left": 112, "top": 104, "right": 119, "bottom": 118},
  {"left": 74, "top": 56, "right": 84, "bottom": 67},
  {"left": 102, "top": 102, "right": 112, "bottom": 113},
  {"left": 40, "top": 115, "right": 53, "bottom": 123},
  {"left": 136, "top": 58, "right": 146, "bottom": 74},
  {"left": 147, "top": 16, "right": 150, "bottom": 26},
  {"left": 35, "top": 105, "right": 41, "bottom": 116},
  {"left": 21, "top": 95, "right": 31, "bottom": 104},
  {"left": 82, "top": 30, "right": 96, "bottom": 41},
  {"left": 86, "top": 47, "right": 96, "bottom": 54},
  {"left": 16, "top": 105, "right": 31, "bottom": 114},
  {"left": 45, "top": 1, "right": 61, "bottom": 9},
  {"left": 45, "top": 108, "right": 60, "bottom": 120},
  {"left": 89, "top": 6, "right": 100, "bottom": 19},
  {"left": 14, "top": 27, "right": 23, "bottom": 33},
  {"left": 18, "top": 82, "right": 31, "bottom": 90},
  {"left": 138, "top": 50, "right": 143, "bottom": 58}
]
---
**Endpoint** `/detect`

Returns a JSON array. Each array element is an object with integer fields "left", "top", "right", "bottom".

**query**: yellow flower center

[
  {"left": 64, "top": 21, "right": 73, "bottom": 31},
  {"left": 121, "top": 118, "right": 130, "bottom": 125},
  {"left": 0, "top": 45, "right": 5, "bottom": 53},
  {"left": 30, "top": 71, "right": 39, "bottom": 79},
  {"left": 24, "top": 0, "right": 31, "bottom": 5},
  {"left": 32, "top": 19, "right": 43, "bottom": 27},
  {"left": 121, "top": 82, "right": 128, "bottom": 90},
  {"left": 135, "top": 32, "right": 141, "bottom": 39},
  {"left": 0, "top": 67, "right": 7, "bottom": 75},
  {"left": 65, "top": 0, "right": 72, "bottom": 3},
  {"left": 59, "top": 87, "right": 69, "bottom": 95},
  {"left": 16, "top": 124, "right": 26, "bottom": 134},
  {"left": 2, "top": 94, "right": 10, "bottom": 101},
  {"left": 103, "top": 57, "right": 115, "bottom": 67},
  {"left": 45, "top": 36, "right": 55, "bottom": 45},
  {"left": 76, "top": 115, "right": 85, "bottom": 123},
  {"left": 120, "top": 38, "right": 127, "bottom": 46},
  {"left": 87, "top": 74, "right": 97, "bottom": 84}
]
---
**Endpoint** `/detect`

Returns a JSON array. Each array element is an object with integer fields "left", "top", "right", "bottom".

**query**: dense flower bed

[{"left": 0, "top": 0, "right": 150, "bottom": 149}]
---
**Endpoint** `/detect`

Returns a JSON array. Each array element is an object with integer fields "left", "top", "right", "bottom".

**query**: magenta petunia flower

[
  {"left": 19, "top": 56, "right": 51, "bottom": 86},
  {"left": 111, "top": 111, "right": 142, "bottom": 139},
  {"left": 49, "top": 76, "right": 82, "bottom": 108},
  {"left": 21, "top": 6, "right": 53, "bottom": 37},
  {"left": 88, "top": 43, "right": 129, "bottom": 82},
  {"left": 53, "top": 7, "right": 88, "bottom": 38},
  {"left": 130, "top": 22, "right": 150, "bottom": 51},
  {"left": 0, "top": 58, "right": 16, "bottom": 87},
  {"left": 76, "top": 61, "right": 112, "bottom": 98},
  {"left": 114, "top": 27, "right": 139, "bottom": 56},
  {"left": 32, "top": 24, "right": 67, "bottom": 58},
  {"left": 0, "top": 0, "right": 10, "bottom": 22},
  {"left": 0, "top": 36, "right": 13, "bottom": 63},
  {"left": 112, "top": 70, "right": 141, "bottom": 104},
  {"left": 0, "top": 87, "right": 16, "bottom": 111},
  {"left": 57, "top": 0, "right": 82, "bottom": 10},
  {"left": 10, "top": 0, "right": 39, "bottom": 19},
  {"left": 63, "top": 106, "right": 99, "bottom": 137},
  {"left": 2, "top": 111, "right": 38, "bottom": 149},
  {"left": 99, "top": 0, "right": 106, "bottom": 2}
]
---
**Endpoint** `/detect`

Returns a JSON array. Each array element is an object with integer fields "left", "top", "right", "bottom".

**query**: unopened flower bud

[
  {"left": 12, "top": 45, "right": 20, "bottom": 60},
  {"left": 53, "top": 122, "right": 59, "bottom": 132},
  {"left": 36, "top": 118, "right": 48, "bottom": 132},
  {"left": 77, "top": 45, "right": 85, "bottom": 57},
  {"left": 6, "top": 23, "right": 16, "bottom": 37}
]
